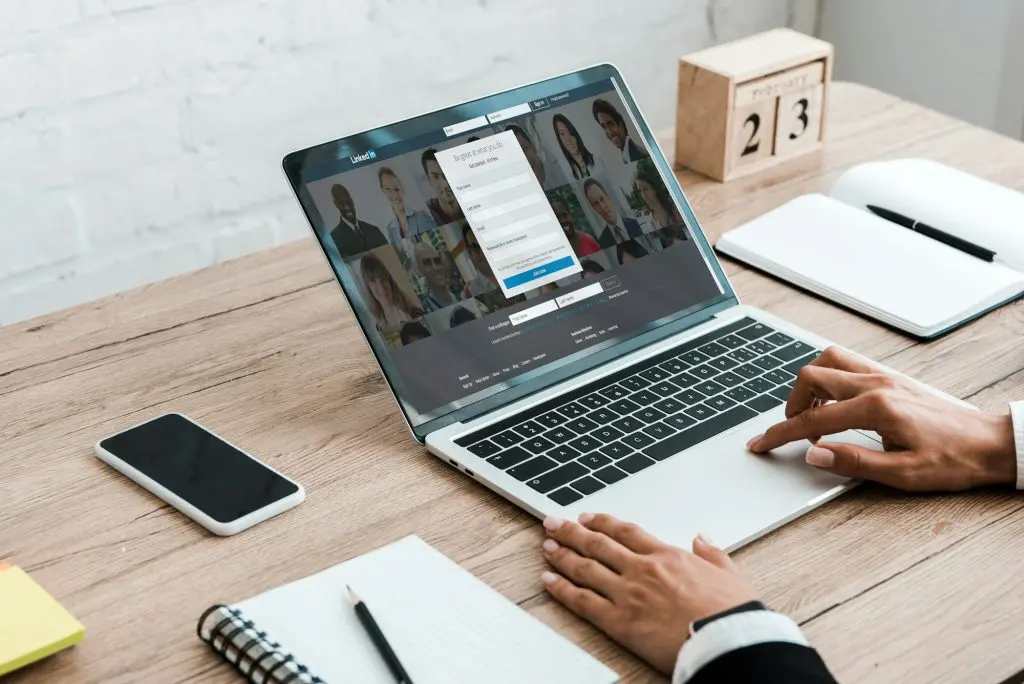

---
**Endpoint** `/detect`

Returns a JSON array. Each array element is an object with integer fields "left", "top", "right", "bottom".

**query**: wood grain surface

[{"left": 3, "top": 83, "right": 1023, "bottom": 684}]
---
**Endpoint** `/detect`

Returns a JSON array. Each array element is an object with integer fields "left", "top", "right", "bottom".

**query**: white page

[
  {"left": 830, "top": 159, "right": 1024, "bottom": 272},
  {"left": 717, "top": 195, "right": 1024, "bottom": 333},
  {"left": 233, "top": 536, "right": 617, "bottom": 684}
]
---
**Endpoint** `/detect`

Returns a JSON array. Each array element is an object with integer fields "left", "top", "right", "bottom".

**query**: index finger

[
  {"left": 578, "top": 513, "right": 666, "bottom": 555},
  {"left": 750, "top": 394, "right": 876, "bottom": 453},
  {"left": 811, "top": 346, "right": 881, "bottom": 374},
  {"left": 785, "top": 364, "right": 880, "bottom": 419}
]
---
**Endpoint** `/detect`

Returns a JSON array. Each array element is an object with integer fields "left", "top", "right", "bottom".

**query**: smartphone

[{"left": 94, "top": 413, "right": 304, "bottom": 536}]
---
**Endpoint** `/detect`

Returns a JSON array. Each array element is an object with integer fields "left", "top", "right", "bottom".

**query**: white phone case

[{"left": 94, "top": 413, "right": 305, "bottom": 536}]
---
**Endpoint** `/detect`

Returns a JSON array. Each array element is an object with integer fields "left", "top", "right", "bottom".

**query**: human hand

[
  {"left": 540, "top": 513, "right": 758, "bottom": 674},
  {"left": 747, "top": 346, "right": 1016, "bottom": 491}
]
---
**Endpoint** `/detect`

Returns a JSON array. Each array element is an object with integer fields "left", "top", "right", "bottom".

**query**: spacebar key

[{"left": 642, "top": 405, "right": 758, "bottom": 461}]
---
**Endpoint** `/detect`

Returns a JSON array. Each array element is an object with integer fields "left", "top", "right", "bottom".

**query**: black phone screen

[{"left": 100, "top": 413, "right": 299, "bottom": 523}]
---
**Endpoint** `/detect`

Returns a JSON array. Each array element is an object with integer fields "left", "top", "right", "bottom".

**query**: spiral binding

[{"left": 197, "top": 604, "right": 324, "bottom": 684}]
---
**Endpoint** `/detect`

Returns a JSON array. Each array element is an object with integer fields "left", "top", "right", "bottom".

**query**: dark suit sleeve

[{"left": 673, "top": 607, "right": 836, "bottom": 684}]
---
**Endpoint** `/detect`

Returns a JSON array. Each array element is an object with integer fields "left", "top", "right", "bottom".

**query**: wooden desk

[{"left": 3, "top": 83, "right": 1024, "bottom": 684}]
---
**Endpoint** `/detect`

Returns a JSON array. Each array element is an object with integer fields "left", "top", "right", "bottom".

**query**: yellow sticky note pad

[{"left": 0, "top": 565, "right": 85, "bottom": 676}]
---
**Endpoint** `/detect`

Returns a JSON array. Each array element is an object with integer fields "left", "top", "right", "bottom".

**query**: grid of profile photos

[{"left": 308, "top": 90, "right": 692, "bottom": 353}]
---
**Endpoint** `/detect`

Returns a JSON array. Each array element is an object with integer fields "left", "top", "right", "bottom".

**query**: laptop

[{"left": 282, "top": 64, "right": 880, "bottom": 551}]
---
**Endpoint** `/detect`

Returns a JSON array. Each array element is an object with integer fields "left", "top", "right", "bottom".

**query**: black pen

[
  {"left": 866, "top": 205, "right": 996, "bottom": 262},
  {"left": 347, "top": 586, "right": 414, "bottom": 684}
]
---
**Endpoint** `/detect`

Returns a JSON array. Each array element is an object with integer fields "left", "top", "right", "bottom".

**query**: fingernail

[
  {"left": 541, "top": 571, "right": 559, "bottom": 586},
  {"left": 543, "top": 516, "right": 564, "bottom": 532},
  {"left": 697, "top": 533, "right": 714, "bottom": 546},
  {"left": 806, "top": 446, "right": 835, "bottom": 468},
  {"left": 746, "top": 433, "right": 764, "bottom": 450},
  {"left": 577, "top": 512, "right": 594, "bottom": 525},
  {"left": 542, "top": 539, "right": 559, "bottom": 553}
]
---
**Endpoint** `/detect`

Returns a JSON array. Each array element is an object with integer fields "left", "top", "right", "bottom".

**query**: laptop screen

[{"left": 284, "top": 66, "right": 731, "bottom": 431}]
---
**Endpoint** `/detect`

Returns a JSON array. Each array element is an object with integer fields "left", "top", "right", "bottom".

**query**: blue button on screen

[{"left": 502, "top": 256, "right": 576, "bottom": 289}]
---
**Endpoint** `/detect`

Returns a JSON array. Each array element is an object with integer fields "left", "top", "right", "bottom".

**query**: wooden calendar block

[{"left": 675, "top": 28, "right": 833, "bottom": 182}]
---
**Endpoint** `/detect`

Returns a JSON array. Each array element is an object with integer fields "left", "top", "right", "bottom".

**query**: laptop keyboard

[{"left": 455, "top": 318, "right": 821, "bottom": 506}]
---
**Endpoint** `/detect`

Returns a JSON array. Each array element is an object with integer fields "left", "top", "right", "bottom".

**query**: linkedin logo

[{"left": 349, "top": 150, "right": 377, "bottom": 164}]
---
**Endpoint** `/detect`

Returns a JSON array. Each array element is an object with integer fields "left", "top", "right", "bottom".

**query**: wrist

[{"left": 976, "top": 413, "right": 1017, "bottom": 487}]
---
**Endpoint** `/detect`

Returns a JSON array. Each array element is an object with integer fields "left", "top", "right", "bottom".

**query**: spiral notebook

[{"left": 196, "top": 536, "right": 618, "bottom": 684}]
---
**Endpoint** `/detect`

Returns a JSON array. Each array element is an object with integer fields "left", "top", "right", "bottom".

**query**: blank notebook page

[
  {"left": 234, "top": 536, "right": 617, "bottom": 684},
  {"left": 720, "top": 194, "right": 1024, "bottom": 330}
]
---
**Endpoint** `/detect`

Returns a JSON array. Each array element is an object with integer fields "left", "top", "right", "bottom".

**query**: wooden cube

[{"left": 675, "top": 28, "right": 833, "bottom": 182}]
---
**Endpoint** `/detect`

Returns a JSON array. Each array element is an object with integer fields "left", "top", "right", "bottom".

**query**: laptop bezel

[{"left": 282, "top": 63, "right": 739, "bottom": 443}]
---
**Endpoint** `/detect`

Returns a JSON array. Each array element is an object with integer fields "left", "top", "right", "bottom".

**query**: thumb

[
  {"left": 692, "top": 534, "right": 737, "bottom": 571},
  {"left": 806, "top": 442, "right": 912, "bottom": 487}
]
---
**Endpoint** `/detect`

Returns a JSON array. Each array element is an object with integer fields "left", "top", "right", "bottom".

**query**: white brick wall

[{"left": 0, "top": 0, "right": 816, "bottom": 325}]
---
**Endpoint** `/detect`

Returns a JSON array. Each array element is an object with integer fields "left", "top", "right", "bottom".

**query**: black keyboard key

[
  {"left": 770, "top": 385, "right": 792, "bottom": 401},
  {"left": 594, "top": 465, "right": 628, "bottom": 484},
  {"left": 747, "top": 394, "right": 783, "bottom": 413},
  {"left": 578, "top": 453, "right": 612, "bottom": 470},
  {"left": 636, "top": 407, "right": 666, "bottom": 424},
  {"left": 608, "top": 398, "right": 641, "bottom": 415},
  {"left": 569, "top": 435, "right": 602, "bottom": 453},
  {"left": 631, "top": 389, "right": 661, "bottom": 406},
  {"left": 599, "top": 384, "right": 630, "bottom": 400},
  {"left": 639, "top": 366, "right": 671, "bottom": 383},
  {"left": 513, "top": 421, "right": 544, "bottom": 438},
  {"left": 694, "top": 380, "right": 726, "bottom": 396},
  {"left": 467, "top": 440, "right": 501, "bottom": 458},
  {"left": 744, "top": 377, "right": 775, "bottom": 394},
  {"left": 600, "top": 441, "right": 633, "bottom": 459},
  {"left": 535, "top": 411, "right": 567, "bottom": 429},
  {"left": 748, "top": 339, "right": 776, "bottom": 356},
  {"left": 676, "top": 389, "right": 706, "bottom": 405},
  {"left": 649, "top": 382, "right": 678, "bottom": 397},
  {"left": 684, "top": 404, "right": 717, "bottom": 421},
  {"left": 566, "top": 417, "right": 599, "bottom": 434},
  {"left": 689, "top": 364, "right": 719, "bottom": 380},
  {"left": 677, "top": 350, "right": 709, "bottom": 365},
  {"left": 643, "top": 405, "right": 758, "bottom": 461},
  {"left": 664, "top": 413, "right": 696, "bottom": 430},
  {"left": 728, "top": 347, "right": 757, "bottom": 363},
  {"left": 578, "top": 393, "right": 610, "bottom": 410},
  {"left": 643, "top": 421, "right": 677, "bottom": 440},
  {"left": 736, "top": 322, "right": 772, "bottom": 341},
  {"left": 765, "top": 332, "right": 794, "bottom": 347},
  {"left": 612, "top": 415, "right": 644, "bottom": 433},
  {"left": 752, "top": 355, "right": 782, "bottom": 371},
  {"left": 718, "top": 334, "right": 746, "bottom": 349},
  {"left": 733, "top": 363, "right": 763, "bottom": 380},
  {"left": 547, "top": 445, "right": 581, "bottom": 463},
  {"left": 698, "top": 341, "right": 728, "bottom": 357},
  {"left": 548, "top": 487, "right": 583, "bottom": 505},
  {"left": 715, "top": 371, "right": 744, "bottom": 388},
  {"left": 763, "top": 370, "right": 793, "bottom": 386},
  {"left": 618, "top": 453, "right": 656, "bottom": 473},
  {"left": 590, "top": 408, "right": 618, "bottom": 424},
  {"left": 527, "top": 462, "right": 589, "bottom": 493},
  {"left": 492, "top": 430, "right": 525, "bottom": 448},
  {"left": 557, "top": 403, "right": 587, "bottom": 419},
  {"left": 660, "top": 358, "right": 689, "bottom": 374},
  {"left": 522, "top": 436, "right": 556, "bottom": 454},
  {"left": 544, "top": 426, "right": 576, "bottom": 443},
  {"left": 783, "top": 352, "right": 820, "bottom": 375},
  {"left": 486, "top": 446, "right": 531, "bottom": 470},
  {"left": 622, "top": 432, "right": 655, "bottom": 449},
  {"left": 619, "top": 376, "right": 650, "bottom": 392},
  {"left": 725, "top": 386, "right": 757, "bottom": 403},
  {"left": 508, "top": 455, "right": 558, "bottom": 481},
  {"left": 705, "top": 395, "right": 737, "bottom": 412},
  {"left": 772, "top": 341, "right": 815, "bottom": 362},
  {"left": 670, "top": 372, "right": 701, "bottom": 389},
  {"left": 592, "top": 426, "right": 625, "bottom": 443},
  {"left": 654, "top": 397, "right": 685, "bottom": 414},
  {"left": 572, "top": 476, "right": 606, "bottom": 495},
  {"left": 708, "top": 356, "right": 739, "bottom": 371}
]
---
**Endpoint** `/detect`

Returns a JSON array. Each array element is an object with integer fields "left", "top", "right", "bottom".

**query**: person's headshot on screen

[
  {"left": 583, "top": 178, "right": 643, "bottom": 248},
  {"left": 448, "top": 305, "right": 477, "bottom": 328},
  {"left": 552, "top": 113, "right": 596, "bottom": 179},
  {"left": 360, "top": 252, "right": 424, "bottom": 331},
  {"left": 461, "top": 223, "right": 498, "bottom": 295},
  {"left": 592, "top": 98, "right": 649, "bottom": 163},
  {"left": 378, "top": 167, "right": 437, "bottom": 244},
  {"left": 616, "top": 239, "right": 649, "bottom": 265},
  {"left": 580, "top": 259, "right": 606, "bottom": 280},
  {"left": 414, "top": 240, "right": 460, "bottom": 311},
  {"left": 421, "top": 148, "right": 464, "bottom": 226},
  {"left": 506, "top": 124, "right": 547, "bottom": 186},
  {"left": 634, "top": 163, "right": 682, "bottom": 231},
  {"left": 549, "top": 195, "right": 600, "bottom": 258},
  {"left": 399, "top": 321, "right": 431, "bottom": 345},
  {"left": 328, "top": 183, "right": 387, "bottom": 259}
]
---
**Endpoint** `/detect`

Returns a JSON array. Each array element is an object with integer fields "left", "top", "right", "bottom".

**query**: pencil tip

[{"left": 346, "top": 584, "right": 360, "bottom": 605}]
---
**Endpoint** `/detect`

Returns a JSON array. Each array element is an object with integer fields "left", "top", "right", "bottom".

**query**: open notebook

[
  {"left": 196, "top": 536, "right": 618, "bottom": 684},
  {"left": 716, "top": 159, "right": 1024, "bottom": 338}
]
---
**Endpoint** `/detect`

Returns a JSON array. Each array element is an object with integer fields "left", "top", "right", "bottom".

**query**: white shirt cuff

[
  {"left": 672, "top": 610, "right": 809, "bottom": 684},
  {"left": 1011, "top": 401, "right": 1024, "bottom": 490}
]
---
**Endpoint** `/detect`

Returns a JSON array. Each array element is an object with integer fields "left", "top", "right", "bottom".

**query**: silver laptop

[{"left": 283, "top": 64, "right": 879, "bottom": 551}]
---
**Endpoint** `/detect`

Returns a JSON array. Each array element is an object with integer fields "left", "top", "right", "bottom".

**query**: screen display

[
  {"left": 100, "top": 414, "right": 299, "bottom": 523},
  {"left": 288, "top": 69, "right": 727, "bottom": 428}
]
